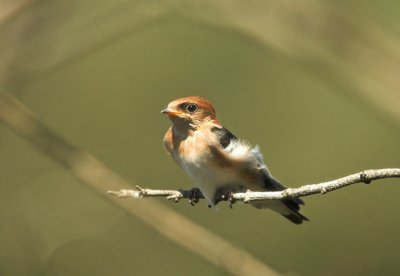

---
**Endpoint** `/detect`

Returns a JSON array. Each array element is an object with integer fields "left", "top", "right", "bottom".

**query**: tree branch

[{"left": 108, "top": 168, "right": 400, "bottom": 204}]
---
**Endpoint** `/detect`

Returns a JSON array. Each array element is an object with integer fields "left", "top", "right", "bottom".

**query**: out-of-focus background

[{"left": 1, "top": 1, "right": 400, "bottom": 275}]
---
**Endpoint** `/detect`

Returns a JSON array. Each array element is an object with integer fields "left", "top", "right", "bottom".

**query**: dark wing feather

[
  {"left": 211, "top": 126, "right": 308, "bottom": 224},
  {"left": 211, "top": 127, "right": 237, "bottom": 148}
]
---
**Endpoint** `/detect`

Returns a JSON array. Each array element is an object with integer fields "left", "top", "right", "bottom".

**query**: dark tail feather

[
  {"left": 251, "top": 198, "right": 309, "bottom": 224},
  {"left": 264, "top": 176, "right": 309, "bottom": 224},
  {"left": 282, "top": 199, "right": 309, "bottom": 224},
  {"left": 282, "top": 210, "right": 309, "bottom": 224},
  {"left": 255, "top": 175, "right": 309, "bottom": 224}
]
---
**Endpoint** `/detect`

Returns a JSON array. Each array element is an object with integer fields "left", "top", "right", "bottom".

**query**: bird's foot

[
  {"left": 227, "top": 192, "right": 236, "bottom": 209},
  {"left": 360, "top": 171, "right": 371, "bottom": 184},
  {"left": 184, "top": 187, "right": 203, "bottom": 206},
  {"left": 218, "top": 192, "right": 236, "bottom": 209}
]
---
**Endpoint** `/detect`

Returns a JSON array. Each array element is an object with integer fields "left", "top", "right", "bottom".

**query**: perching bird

[{"left": 161, "top": 96, "right": 308, "bottom": 224}]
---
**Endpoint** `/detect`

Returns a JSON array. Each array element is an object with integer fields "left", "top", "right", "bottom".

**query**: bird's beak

[{"left": 161, "top": 108, "right": 181, "bottom": 117}]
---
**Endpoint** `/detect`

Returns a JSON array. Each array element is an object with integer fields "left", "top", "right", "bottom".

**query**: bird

[{"left": 161, "top": 96, "right": 308, "bottom": 224}]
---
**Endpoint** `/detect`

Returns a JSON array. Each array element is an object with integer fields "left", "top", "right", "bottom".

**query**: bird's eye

[{"left": 186, "top": 104, "right": 198, "bottom": 113}]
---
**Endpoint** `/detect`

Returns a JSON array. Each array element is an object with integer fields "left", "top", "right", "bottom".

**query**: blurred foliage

[{"left": 0, "top": 1, "right": 400, "bottom": 275}]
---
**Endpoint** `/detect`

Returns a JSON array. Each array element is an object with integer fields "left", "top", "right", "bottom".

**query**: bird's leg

[
  {"left": 215, "top": 190, "right": 236, "bottom": 208},
  {"left": 228, "top": 192, "right": 236, "bottom": 209}
]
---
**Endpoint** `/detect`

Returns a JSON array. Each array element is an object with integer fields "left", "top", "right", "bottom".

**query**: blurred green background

[{"left": 1, "top": 1, "right": 400, "bottom": 275}]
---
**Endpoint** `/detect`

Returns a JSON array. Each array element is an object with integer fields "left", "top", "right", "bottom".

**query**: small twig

[
  {"left": 108, "top": 168, "right": 400, "bottom": 205},
  {"left": 106, "top": 187, "right": 188, "bottom": 202}
]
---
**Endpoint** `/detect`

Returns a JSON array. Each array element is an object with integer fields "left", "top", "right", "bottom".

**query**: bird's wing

[
  {"left": 209, "top": 127, "right": 307, "bottom": 224},
  {"left": 209, "top": 127, "right": 266, "bottom": 187},
  {"left": 210, "top": 126, "right": 303, "bottom": 195},
  {"left": 210, "top": 126, "right": 237, "bottom": 149}
]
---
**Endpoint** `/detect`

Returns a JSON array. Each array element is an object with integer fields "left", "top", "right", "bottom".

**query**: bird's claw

[
  {"left": 219, "top": 192, "right": 236, "bottom": 208},
  {"left": 228, "top": 192, "right": 236, "bottom": 209},
  {"left": 360, "top": 171, "right": 371, "bottom": 184},
  {"left": 186, "top": 187, "right": 202, "bottom": 206}
]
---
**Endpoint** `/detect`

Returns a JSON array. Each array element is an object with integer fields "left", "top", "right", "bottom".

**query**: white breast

[{"left": 174, "top": 131, "right": 266, "bottom": 205}]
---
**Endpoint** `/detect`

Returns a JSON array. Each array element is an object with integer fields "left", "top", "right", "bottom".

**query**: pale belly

[
  {"left": 179, "top": 158, "right": 248, "bottom": 205},
  {"left": 171, "top": 129, "right": 264, "bottom": 205}
]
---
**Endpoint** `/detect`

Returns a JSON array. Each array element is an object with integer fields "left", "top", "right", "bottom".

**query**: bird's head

[{"left": 161, "top": 96, "right": 219, "bottom": 131}]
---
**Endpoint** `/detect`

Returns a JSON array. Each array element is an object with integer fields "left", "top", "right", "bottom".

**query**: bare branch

[
  {"left": 108, "top": 168, "right": 400, "bottom": 204},
  {"left": 107, "top": 186, "right": 186, "bottom": 202}
]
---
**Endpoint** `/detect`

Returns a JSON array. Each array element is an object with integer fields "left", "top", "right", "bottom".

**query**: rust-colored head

[{"left": 161, "top": 96, "right": 219, "bottom": 129}]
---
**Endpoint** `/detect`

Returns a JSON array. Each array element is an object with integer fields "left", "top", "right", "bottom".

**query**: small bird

[{"left": 161, "top": 96, "right": 308, "bottom": 224}]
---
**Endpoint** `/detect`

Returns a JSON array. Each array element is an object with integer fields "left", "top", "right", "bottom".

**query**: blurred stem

[{"left": 0, "top": 90, "right": 280, "bottom": 276}]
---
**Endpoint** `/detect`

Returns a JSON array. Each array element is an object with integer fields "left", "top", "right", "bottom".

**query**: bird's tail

[
  {"left": 252, "top": 177, "right": 309, "bottom": 224},
  {"left": 279, "top": 198, "right": 309, "bottom": 224},
  {"left": 251, "top": 198, "right": 309, "bottom": 224}
]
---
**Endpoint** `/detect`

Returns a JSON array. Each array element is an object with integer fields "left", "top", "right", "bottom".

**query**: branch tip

[{"left": 107, "top": 189, "right": 139, "bottom": 198}]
